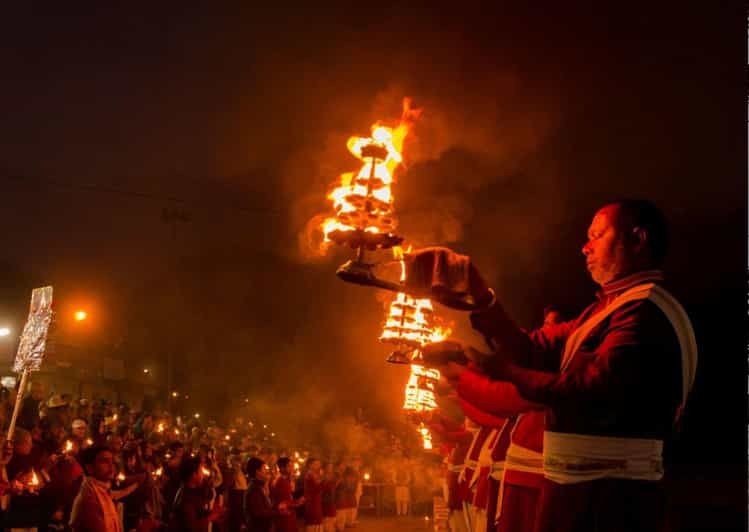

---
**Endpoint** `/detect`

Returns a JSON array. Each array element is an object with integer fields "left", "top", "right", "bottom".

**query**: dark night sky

[{"left": 0, "top": 2, "right": 745, "bottom": 471}]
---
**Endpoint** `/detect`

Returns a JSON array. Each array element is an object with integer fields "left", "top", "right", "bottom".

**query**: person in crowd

[
  {"left": 244, "top": 457, "right": 288, "bottom": 532},
  {"left": 334, "top": 467, "right": 357, "bottom": 530},
  {"left": 271, "top": 457, "right": 302, "bottom": 532},
  {"left": 70, "top": 445, "right": 121, "bottom": 532},
  {"left": 321, "top": 462, "right": 337, "bottom": 532},
  {"left": 303, "top": 458, "right": 324, "bottom": 532},
  {"left": 169, "top": 455, "right": 224, "bottom": 532}
]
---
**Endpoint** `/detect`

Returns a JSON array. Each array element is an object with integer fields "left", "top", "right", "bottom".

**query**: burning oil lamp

[
  {"left": 379, "top": 247, "right": 449, "bottom": 364},
  {"left": 116, "top": 472, "right": 126, "bottom": 486},
  {"left": 152, "top": 466, "right": 163, "bottom": 480},
  {"left": 322, "top": 99, "right": 421, "bottom": 292},
  {"left": 64, "top": 440, "right": 74, "bottom": 454},
  {"left": 201, "top": 466, "right": 211, "bottom": 477}
]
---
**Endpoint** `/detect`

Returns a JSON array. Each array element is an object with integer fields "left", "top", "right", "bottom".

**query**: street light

[
  {"left": 0, "top": 328, "right": 10, "bottom": 337},
  {"left": 74, "top": 310, "right": 87, "bottom": 321}
]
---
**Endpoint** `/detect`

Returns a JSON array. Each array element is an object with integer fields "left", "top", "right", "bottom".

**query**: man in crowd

[
  {"left": 70, "top": 445, "right": 121, "bottom": 532},
  {"left": 418, "top": 199, "right": 698, "bottom": 532}
]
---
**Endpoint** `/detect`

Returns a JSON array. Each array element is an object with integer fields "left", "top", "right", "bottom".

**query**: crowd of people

[{"left": 0, "top": 381, "right": 444, "bottom": 532}]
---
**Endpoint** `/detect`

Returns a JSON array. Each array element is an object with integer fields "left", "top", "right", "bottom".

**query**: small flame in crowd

[
  {"left": 117, "top": 472, "right": 126, "bottom": 483},
  {"left": 363, "top": 472, "right": 371, "bottom": 481},
  {"left": 153, "top": 466, "right": 163, "bottom": 479},
  {"left": 85, "top": 438, "right": 93, "bottom": 447},
  {"left": 64, "top": 440, "right": 74, "bottom": 453},
  {"left": 157, "top": 422, "right": 165, "bottom": 433},
  {"left": 201, "top": 466, "right": 211, "bottom": 477},
  {"left": 29, "top": 469, "right": 40, "bottom": 487}
]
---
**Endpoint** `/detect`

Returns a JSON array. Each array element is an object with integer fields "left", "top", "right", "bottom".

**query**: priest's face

[{"left": 582, "top": 205, "right": 634, "bottom": 286}]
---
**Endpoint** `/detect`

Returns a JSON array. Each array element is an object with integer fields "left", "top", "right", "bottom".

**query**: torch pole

[{"left": 7, "top": 367, "right": 30, "bottom": 441}]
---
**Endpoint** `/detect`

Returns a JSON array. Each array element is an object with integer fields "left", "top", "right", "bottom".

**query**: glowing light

[
  {"left": 0, "top": 328, "right": 10, "bottom": 337},
  {"left": 153, "top": 467, "right": 163, "bottom": 479},
  {"left": 29, "top": 470, "right": 40, "bottom": 487},
  {"left": 201, "top": 466, "right": 211, "bottom": 477},
  {"left": 157, "top": 422, "right": 165, "bottom": 433},
  {"left": 364, "top": 472, "right": 371, "bottom": 481},
  {"left": 64, "top": 440, "right": 74, "bottom": 453},
  {"left": 194, "top": 413, "right": 200, "bottom": 419},
  {"left": 85, "top": 438, "right": 93, "bottom": 446},
  {"left": 320, "top": 99, "right": 419, "bottom": 247},
  {"left": 117, "top": 472, "right": 125, "bottom": 483},
  {"left": 74, "top": 310, "right": 87, "bottom": 321},
  {"left": 172, "top": 391, "right": 178, "bottom": 398}
]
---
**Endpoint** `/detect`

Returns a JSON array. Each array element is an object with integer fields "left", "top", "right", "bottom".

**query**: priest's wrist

[{"left": 473, "top": 288, "right": 496, "bottom": 311}]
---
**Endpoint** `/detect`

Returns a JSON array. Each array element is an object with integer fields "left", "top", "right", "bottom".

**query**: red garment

[
  {"left": 473, "top": 271, "right": 682, "bottom": 439},
  {"left": 321, "top": 479, "right": 337, "bottom": 518},
  {"left": 458, "top": 426, "right": 491, "bottom": 505},
  {"left": 457, "top": 367, "right": 541, "bottom": 417},
  {"left": 533, "top": 477, "right": 665, "bottom": 532},
  {"left": 270, "top": 476, "right": 297, "bottom": 532},
  {"left": 496, "top": 484, "right": 540, "bottom": 532},
  {"left": 447, "top": 432, "right": 472, "bottom": 512},
  {"left": 303, "top": 473, "right": 324, "bottom": 525}
]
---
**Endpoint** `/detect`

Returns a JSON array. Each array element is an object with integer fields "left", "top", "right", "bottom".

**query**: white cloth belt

[
  {"left": 505, "top": 443, "right": 544, "bottom": 475},
  {"left": 489, "top": 461, "right": 506, "bottom": 480},
  {"left": 543, "top": 431, "right": 664, "bottom": 484}
]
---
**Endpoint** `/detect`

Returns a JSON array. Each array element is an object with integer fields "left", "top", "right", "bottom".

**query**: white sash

[
  {"left": 543, "top": 431, "right": 664, "bottom": 484},
  {"left": 560, "top": 282, "right": 697, "bottom": 408}
]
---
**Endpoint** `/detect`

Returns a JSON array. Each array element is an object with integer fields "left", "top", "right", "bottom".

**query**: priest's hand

[
  {"left": 422, "top": 341, "right": 491, "bottom": 368},
  {"left": 404, "top": 247, "right": 494, "bottom": 310}
]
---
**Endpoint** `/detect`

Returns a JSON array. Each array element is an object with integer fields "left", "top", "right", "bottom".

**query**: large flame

[{"left": 320, "top": 99, "right": 418, "bottom": 246}]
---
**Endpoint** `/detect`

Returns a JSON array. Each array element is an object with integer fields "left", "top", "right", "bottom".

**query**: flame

[
  {"left": 30, "top": 470, "right": 40, "bottom": 486},
  {"left": 320, "top": 99, "right": 418, "bottom": 246},
  {"left": 363, "top": 472, "right": 371, "bottom": 481},
  {"left": 85, "top": 438, "right": 93, "bottom": 446},
  {"left": 117, "top": 472, "right": 126, "bottom": 483},
  {"left": 64, "top": 440, "right": 73, "bottom": 453},
  {"left": 201, "top": 466, "right": 211, "bottom": 477},
  {"left": 153, "top": 466, "right": 163, "bottom": 478},
  {"left": 381, "top": 245, "right": 450, "bottom": 352},
  {"left": 418, "top": 423, "right": 433, "bottom": 450},
  {"left": 403, "top": 364, "right": 441, "bottom": 412},
  {"left": 157, "top": 422, "right": 165, "bottom": 433}
]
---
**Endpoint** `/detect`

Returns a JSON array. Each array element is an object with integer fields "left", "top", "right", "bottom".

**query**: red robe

[
  {"left": 270, "top": 476, "right": 297, "bottom": 532},
  {"left": 455, "top": 368, "right": 545, "bottom": 532},
  {"left": 304, "top": 473, "right": 324, "bottom": 525},
  {"left": 472, "top": 270, "right": 682, "bottom": 531}
]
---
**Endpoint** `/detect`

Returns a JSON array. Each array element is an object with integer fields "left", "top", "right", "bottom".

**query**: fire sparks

[{"left": 320, "top": 99, "right": 419, "bottom": 251}]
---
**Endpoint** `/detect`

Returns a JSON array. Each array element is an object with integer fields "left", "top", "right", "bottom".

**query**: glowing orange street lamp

[{"left": 74, "top": 310, "right": 87, "bottom": 322}]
